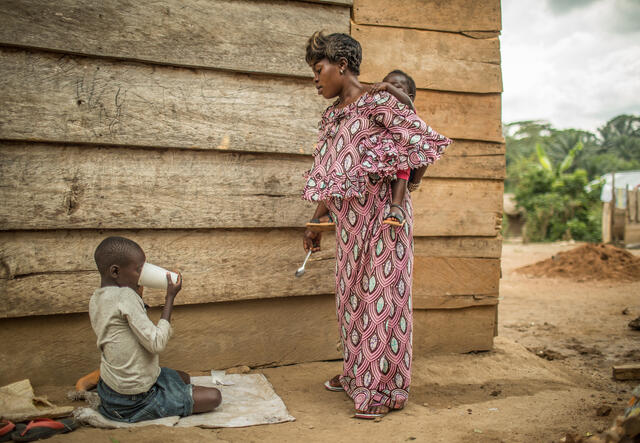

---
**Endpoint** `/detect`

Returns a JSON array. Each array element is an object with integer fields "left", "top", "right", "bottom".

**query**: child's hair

[
  {"left": 305, "top": 31, "right": 362, "bottom": 75},
  {"left": 94, "top": 236, "right": 143, "bottom": 275},
  {"left": 386, "top": 69, "right": 416, "bottom": 100}
]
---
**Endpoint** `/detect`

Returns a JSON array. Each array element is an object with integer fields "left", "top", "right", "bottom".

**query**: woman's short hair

[{"left": 306, "top": 31, "right": 362, "bottom": 75}]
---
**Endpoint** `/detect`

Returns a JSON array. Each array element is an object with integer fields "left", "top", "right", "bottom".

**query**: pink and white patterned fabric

[{"left": 302, "top": 91, "right": 451, "bottom": 411}]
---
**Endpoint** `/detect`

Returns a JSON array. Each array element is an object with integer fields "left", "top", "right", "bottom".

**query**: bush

[{"left": 515, "top": 166, "right": 602, "bottom": 242}]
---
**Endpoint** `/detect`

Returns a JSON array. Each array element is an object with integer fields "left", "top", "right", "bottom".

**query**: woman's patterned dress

[{"left": 302, "top": 91, "right": 451, "bottom": 411}]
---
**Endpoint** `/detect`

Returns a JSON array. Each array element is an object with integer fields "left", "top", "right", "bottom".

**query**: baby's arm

[{"left": 368, "top": 82, "right": 415, "bottom": 111}]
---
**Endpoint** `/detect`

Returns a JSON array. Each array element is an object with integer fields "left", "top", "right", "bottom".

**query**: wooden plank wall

[
  {"left": 352, "top": 0, "right": 504, "bottom": 332},
  {"left": 0, "top": 0, "right": 350, "bottom": 322},
  {"left": 0, "top": 0, "right": 503, "bottom": 380}
]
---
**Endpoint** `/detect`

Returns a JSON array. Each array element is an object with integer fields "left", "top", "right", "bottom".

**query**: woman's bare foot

[
  {"left": 355, "top": 403, "right": 390, "bottom": 418},
  {"left": 324, "top": 374, "right": 344, "bottom": 392}
]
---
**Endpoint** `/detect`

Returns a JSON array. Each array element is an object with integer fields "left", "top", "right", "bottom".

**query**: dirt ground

[{"left": 32, "top": 241, "right": 640, "bottom": 442}]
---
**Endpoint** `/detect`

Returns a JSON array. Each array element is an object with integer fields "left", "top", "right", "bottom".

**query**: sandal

[
  {"left": 383, "top": 204, "right": 406, "bottom": 227},
  {"left": 306, "top": 215, "right": 335, "bottom": 232},
  {"left": 324, "top": 375, "right": 344, "bottom": 392},
  {"left": 11, "top": 418, "right": 79, "bottom": 442},
  {"left": 0, "top": 421, "right": 15, "bottom": 443},
  {"left": 354, "top": 402, "right": 390, "bottom": 419}
]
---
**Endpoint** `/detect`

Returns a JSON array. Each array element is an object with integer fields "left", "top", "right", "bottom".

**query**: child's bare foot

[
  {"left": 383, "top": 204, "right": 406, "bottom": 227},
  {"left": 324, "top": 374, "right": 344, "bottom": 392}
]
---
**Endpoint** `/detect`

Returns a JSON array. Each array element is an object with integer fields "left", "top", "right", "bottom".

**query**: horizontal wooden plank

[
  {"left": 428, "top": 153, "right": 505, "bottom": 179},
  {"left": 447, "top": 140, "right": 505, "bottom": 156},
  {"left": 0, "top": 295, "right": 341, "bottom": 386},
  {"left": 612, "top": 364, "right": 640, "bottom": 381},
  {"left": 414, "top": 305, "right": 496, "bottom": 354},
  {"left": 0, "top": 48, "right": 324, "bottom": 155},
  {"left": 0, "top": 143, "right": 503, "bottom": 235},
  {"left": 0, "top": 229, "right": 501, "bottom": 318},
  {"left": 354, "top": 23, "right": 502, "bottom": 93},
  {"left": 0, "top": 229, "right": 336, "bottom": 318},
  {"left": 0, "top": 0, "right": 348, "bottom": 77},
  {"left": 304, "top": 0, "right": 352, "bottom": 5},
  {"left": 412, "top": 178, "right": 504, "bottom": 237},
  {"left": 0, "top": 231, "right": 502, "bottom": 279},
  {"left": 0, "top": 143, "right": 312, "bottom": 230},
  {"left": 414, "top": 236, "right": 501, "bottom": 258},
  {"left": 412, "top": 257, "right": 500, "bottom": 309},
  {"left": 353, "top": 0, "right": 502, "bottom": 32},
  {"left": 416, "top": 90, "right": 504, "bottom": 143}
]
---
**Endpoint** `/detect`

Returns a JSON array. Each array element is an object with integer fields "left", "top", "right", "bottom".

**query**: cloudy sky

[{"left": 501, "top": 0, "right": 640, "bottom": 132}]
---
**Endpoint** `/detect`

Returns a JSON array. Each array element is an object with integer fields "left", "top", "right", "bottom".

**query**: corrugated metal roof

[{"left": 589, "top": 171, "right": 640, "bottom": 204}]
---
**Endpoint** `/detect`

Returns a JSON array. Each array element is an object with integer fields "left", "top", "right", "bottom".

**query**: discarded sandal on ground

[
  {"left": 75, "top": 369, "right": 100, "bottom": 392},
  {"left": 11, "top": 418, "right": 79, "bottom": 442},
  {"left": 383, "top": 204, "right": 406, "bottom": 227},
  {"left": 0, "top": 421, "right": 15, "bottom": 443},
  {"left": 306, "top": 215, "right": 335, "bottom": 232},
  {"left": 354, "top": 402, "right": 389, "bottom": 419}
]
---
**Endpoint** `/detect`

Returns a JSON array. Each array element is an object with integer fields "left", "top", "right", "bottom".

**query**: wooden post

[
  {"left": 627, "top": 185, "right": 631, "bottom": 222},
  {"left": 610, "top": 172, "right": 616, "bottom": 243}
]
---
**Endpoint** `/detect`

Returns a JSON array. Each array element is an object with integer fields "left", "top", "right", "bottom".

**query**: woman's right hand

[{"left": 303, "top": 229, "right": 322, "bottom": 252}]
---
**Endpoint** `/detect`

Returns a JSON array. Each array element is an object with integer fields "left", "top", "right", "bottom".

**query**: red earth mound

[{"left": 517, "top": 243, "right": 640, "bottom": 281}]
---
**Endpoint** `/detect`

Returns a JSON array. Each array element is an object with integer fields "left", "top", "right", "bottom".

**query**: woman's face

[{"left": 312, "top": 58, "right": 344, "bottom": 99}]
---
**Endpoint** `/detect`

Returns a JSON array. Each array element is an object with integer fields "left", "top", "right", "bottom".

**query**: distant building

[{"left": 591, "top": 171, "right": 640, "bottom": 244}]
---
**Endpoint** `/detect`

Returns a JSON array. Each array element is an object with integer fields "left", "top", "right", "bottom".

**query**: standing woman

[{"left": 301, "top": 32, "right": 452, "bottom": 418}]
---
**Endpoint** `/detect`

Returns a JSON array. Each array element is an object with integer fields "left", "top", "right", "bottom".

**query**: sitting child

[
  {"left": 90, "top": 236, "right": 221, "bottom": 422},
  {"left": 306, "top": 69, "right": 426, "bottom": 230}
]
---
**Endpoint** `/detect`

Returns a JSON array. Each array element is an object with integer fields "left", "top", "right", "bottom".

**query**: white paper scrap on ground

[
  {"left": 211, "top": 370, "right": 234, "bottom": 386},
  {"left": 74, "top": 373, "right": 295, "bottom": 429}
]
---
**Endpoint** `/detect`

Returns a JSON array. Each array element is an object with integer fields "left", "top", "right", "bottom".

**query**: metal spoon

[{"left": 295, "top": 250, "right": 313, "bottom": 278}]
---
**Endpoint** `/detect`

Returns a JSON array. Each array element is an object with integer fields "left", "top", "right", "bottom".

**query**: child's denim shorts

[{"left": 97, "top": 367, "right": 194, "bottom": 423}]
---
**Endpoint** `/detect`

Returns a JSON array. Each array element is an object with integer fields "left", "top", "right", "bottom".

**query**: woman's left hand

[{"left": 408, "top": 181, "right": 420, "bottom": 192}]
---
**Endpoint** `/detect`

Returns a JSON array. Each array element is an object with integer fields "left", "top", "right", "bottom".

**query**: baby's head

[
  {"left": 94, "top": 236, "right": 145, "bottom": 291},
  {"left": 383, "top": 70, "right": 416, "bottom": 102}
]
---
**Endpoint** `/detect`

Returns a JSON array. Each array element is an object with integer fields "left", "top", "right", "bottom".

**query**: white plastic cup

[{"left": 138, "top": 262, "right": 179, "bottom": 289}]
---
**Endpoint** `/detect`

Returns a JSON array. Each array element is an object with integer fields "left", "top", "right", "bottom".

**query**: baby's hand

[
  {"left": 368, "top": 82, "right": 390, "bottom": 94},
  {"left": 166, "top": 271, "right": 182, "bottom": 298}
]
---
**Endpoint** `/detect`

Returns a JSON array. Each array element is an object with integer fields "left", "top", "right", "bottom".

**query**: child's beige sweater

[{"left": 89, "top": 286, "right": 172, "bottom": 395}]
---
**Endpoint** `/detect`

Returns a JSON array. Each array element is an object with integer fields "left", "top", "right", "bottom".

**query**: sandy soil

[{"left": 33, "top": 241, "right": 640, "bottom": 442}]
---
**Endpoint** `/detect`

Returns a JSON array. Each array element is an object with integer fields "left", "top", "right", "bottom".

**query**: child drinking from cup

[{"left": 89, "top": 236, "right": 221, "bottom": 422}]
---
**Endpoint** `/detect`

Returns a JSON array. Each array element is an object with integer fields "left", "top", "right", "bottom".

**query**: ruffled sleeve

[{"left": 360, "top": 92, "right": 452, "bottom": 177}]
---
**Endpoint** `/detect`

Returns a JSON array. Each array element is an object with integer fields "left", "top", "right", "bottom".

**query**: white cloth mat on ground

[{"left": 74, "top": 373, "right": 295, "bottom": 428}]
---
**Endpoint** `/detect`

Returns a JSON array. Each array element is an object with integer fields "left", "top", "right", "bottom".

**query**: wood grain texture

[
  {"left": 0, "top": 143, "right": 312, "bottom": 230},
  {"left": 354, "top": 24, "right": 502, "bottom": 93},
  {"left": 414, "top": 236, "right": 502, "bottom": 258},
  {"left": 353, "top": 0, "right": 502, "bottom": 32},
  {"left": 0, "top": 143, "right": 503, "bottom": 234},
  {"left": 427, "top": 153, "right": 505, "bottom": 180},
  {"left": 0, "top": 229, "right": 501, "bottom": 318},
  {"left": 446, "top": 140, "right": 505, "bottom": 156},
  {"left": 0, "top": 0, "right": 349, "bottom": 77},
  {"left": 413, "top": 305, "right": 496, "bottom": 354},
  {"left": 412, "top": 178, "right": 504, "bottom": 237},
  {"left": 412, "top": 257, "right": 500, "bottom": 309},
  {"left": 0, "top": 48, "right": 324, "bottom": 155},
  {"left": 0, "top": 295, "right": 342, "bottom": 386},
  {"left": 416, "top": 90, "right": 504, "bottom": 143},
  {"left": 0, "top": 229, "right": 336, "bottom": 318}
]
